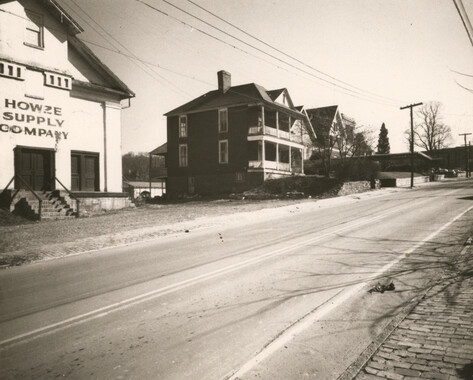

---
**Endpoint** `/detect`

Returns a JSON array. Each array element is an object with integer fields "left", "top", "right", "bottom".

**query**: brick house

[{"left": 164, "top": 71, "right": 315, "bottom": 197}]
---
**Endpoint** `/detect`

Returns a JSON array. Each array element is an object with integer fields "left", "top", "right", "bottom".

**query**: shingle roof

[
  {"left": 164, "top": 83, "right": 300, "bottom": 117},
  {"left": 150, "top": 142, "right": 167, "bottom": 155}
]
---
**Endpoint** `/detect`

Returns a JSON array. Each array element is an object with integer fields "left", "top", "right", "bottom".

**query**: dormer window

[
  {"left": 179, "top": 115, "right": 187, "bottom": 138},
  {"left": 218, "top": 109, "right": 228, "bottom": 133},
  {"left": 25, "top": 10, "right": 44, "bottom": 49}
]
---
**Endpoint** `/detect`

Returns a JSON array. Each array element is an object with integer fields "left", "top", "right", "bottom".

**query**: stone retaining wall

[
  {"left": 337, "top": 181, "right": 372, "bottom": 196},
  {"left": 380, "top": 176, "right": 430, "bottom": 188}
]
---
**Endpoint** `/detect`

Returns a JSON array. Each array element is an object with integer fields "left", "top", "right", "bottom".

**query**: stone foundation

[{"left": 73, "top": 192, "right": 134, "bottom": 216}]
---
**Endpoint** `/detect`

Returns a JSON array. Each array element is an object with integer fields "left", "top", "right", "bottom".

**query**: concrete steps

[{"left": 9, "top": 190, "right": 77, "bottom": 221}]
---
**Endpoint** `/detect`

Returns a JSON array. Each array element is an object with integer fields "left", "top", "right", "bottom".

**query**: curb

[{"left": 337, "top": 239, "right": 472, "bottom": 380}]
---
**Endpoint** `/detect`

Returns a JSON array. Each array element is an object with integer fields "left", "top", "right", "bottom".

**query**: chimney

[{"left": 217, "top": 70, "right": 231, "bottom": 93}]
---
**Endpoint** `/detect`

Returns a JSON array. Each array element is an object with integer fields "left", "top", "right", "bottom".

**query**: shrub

[{"left": 333, "top": 159, "right": 380, "bottom": 181}]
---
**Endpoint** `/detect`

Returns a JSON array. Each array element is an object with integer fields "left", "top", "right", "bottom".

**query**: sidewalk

[{"left": 352, "top": 243, "right": 473, "bottom": 380}]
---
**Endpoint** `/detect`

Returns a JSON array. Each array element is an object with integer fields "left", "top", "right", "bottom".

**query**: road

[{"left": 1, "top": 180, "right": 472, "bottom": 379}]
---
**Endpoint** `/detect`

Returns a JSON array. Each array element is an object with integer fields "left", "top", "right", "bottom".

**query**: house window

[
  {"left": 179, "top": 115, "right": 187, "bottom": 137},
  {"left": 179, "top": 144, "right": 188, "bottom": 167},
  {"left": 25, "top": 10, "right": 44, "bottom": 48},
  {"left": 219, "top": 140, "right": 228, "bottom": 164},
  {"left": 218, "top": 109, "right": 228, "bottom": 133}
]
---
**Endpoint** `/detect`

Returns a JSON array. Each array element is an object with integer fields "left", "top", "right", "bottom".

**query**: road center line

[
  {"left": 0, "top": 197, "right": 435, "bottom": 349},
  {"left": 224, "top": 203, "right": 473, "bottom": 380}
]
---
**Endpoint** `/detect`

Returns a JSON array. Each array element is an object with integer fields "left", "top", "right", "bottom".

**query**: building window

[
  {"left": 0, "top": 60, "right": 24, "bottom": 80},
  {"left": 179, "top": 115, "right": 187, "bottom": 138},
  {"left": 218, "top": 109, "right": 228, "bottom": 133},
  {"left": 179, "top": 144, "right": 188, "bottom": 167},
  {"left": 25, "top": 10, "right": 44, "bottom": 48},
  {"left": 219, "top": 140, "right": 228, "bottom": 164},
  {"left": 43, "top": 71, "right": 72, "bottom": 90}
]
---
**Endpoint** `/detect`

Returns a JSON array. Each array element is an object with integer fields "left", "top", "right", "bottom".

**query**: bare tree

[{"left": 404, "top": 102, "right": 452, "bottom": 151}]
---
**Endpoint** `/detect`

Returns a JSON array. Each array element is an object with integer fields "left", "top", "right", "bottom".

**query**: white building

[{"left": 0, "top": 0, "right": 134, "bottom": 218}]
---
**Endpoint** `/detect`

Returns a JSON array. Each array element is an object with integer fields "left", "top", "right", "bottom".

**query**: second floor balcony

[{"left": 247, "top": 106, "right": 304, "bottom": 144}]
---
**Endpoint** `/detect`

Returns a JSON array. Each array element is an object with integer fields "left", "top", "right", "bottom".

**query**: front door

[
  {"left": 14, "top": 147, "right": 54, "bottom": 191},
  {"left": 71, "top": 152, "right": 99, "bottom": 191}
]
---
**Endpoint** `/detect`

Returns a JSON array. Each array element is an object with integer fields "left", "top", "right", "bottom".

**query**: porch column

[
  {"left": 276, "top": 143, "right": 279, "bottom": 170},
  {"left": 261, "top": 105, "right": 265, "bottom": 134},
  {"left": 289, "top": 146, "right": 292, "bottom": 172},
  {"left": 289, "top": 116, "right": 291, "bottom": 141},
  {"left": 301, "top": 148, "right": 304, "bottom": 174},
  {"left": 276, "top": 111, "right": 279, "bottom": 137},
  {"left": 262, "top": 140, "right": 265, "bottom": 169}
]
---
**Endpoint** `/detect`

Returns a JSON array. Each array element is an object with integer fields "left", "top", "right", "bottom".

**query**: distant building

[
  {"left": 163, "top": 71, "right": 315, "bottom": 197},
  {"left": 123, "top": 180, "right": 166, "bottom": 199},
  {"left": 425, "top": 146, "right": 473, "bottom": 172},
  {"left": 0, "top": 0, "right": 134, "bottom": 219},
  {"left": 368, "top": 151, "right": 441, "bottom": 173}
]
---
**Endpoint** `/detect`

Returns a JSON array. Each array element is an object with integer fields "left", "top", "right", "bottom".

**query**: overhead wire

[
  {"left": 64, "top": 0, "right": 192, "bottom": 97},
  {"left": 147, "top": 0, "right": 398, "bottom": 107},
  {"left": 450, "top": 68, "right": 473, "bottom": 78},
  {"left": 185, "top": 0, "right": 399, "bottom": 104},
  {"left": 136, "top": 0, "right": 398, "bottom": 108}
]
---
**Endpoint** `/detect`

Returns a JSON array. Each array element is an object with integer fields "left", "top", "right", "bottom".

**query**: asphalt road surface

[{"left": 1, "top": 180, "right": 473, "bottom": 379}]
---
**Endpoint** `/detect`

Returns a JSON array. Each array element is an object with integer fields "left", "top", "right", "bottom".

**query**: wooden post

[
  {"left": 149, "top": 153, "right": 152, "bottom": 197},
  {"left": 400, "top": 102, "right": 423, "bottom": 187},
  {"left": 459, "top": 133, "right": 472, "bottom": 177}
]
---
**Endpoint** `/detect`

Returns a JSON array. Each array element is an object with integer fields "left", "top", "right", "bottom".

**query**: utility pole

[
  {"left": 459, "top": 133, "right": 472, "bottom": 177},
  {"left": 400, "top": 102, "right": 423, "bottom": 187}
]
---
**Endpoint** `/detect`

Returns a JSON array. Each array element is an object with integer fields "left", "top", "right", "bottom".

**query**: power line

[
  {"left": 80, "top": 39, "right": 215, "bottom": 87},
  {"left": 455, "top": 80, "right": 473, "bottom": 93},
  {"left": 185, "top": 0, "right": 399, "bottom": 104},
  {"left": 450, "top": 68, "right": 473, "bottom": 78},
  {"left": 136, "top": 0, "right": 398, "bottom": 107},
  {"left": 156, "top": 0, "right": 398, "bottom": 106},
  {"left": 64, "top": 0, "right": 192, "bottom": 97},
  {"left": 453, "top": 0, "right": 473, "bottom": 47}
]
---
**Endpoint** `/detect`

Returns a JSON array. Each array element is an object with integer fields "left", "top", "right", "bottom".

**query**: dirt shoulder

[
  {"left": 0, "top": 198, "right": 311, "bottom": 266},
  {"left": 0, "top": 188, "right": 406, "bottom": 267}
]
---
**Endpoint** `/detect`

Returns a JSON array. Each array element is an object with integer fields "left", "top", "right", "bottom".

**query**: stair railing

[
  {"left": 0, "top": 175, "right": 43, "bottom": 220},
  {"left": 54, "top": 177, "right": 80, "bottom": 218}
]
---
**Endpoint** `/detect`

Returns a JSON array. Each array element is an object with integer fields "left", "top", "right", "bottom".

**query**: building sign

[{"left": 0, "top": 98, "right": 68, "bottom": 140}]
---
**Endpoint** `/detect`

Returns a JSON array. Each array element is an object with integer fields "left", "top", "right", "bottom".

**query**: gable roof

[
  {"left": 0, "top": 0, "right": 135, "bottom": 98},
  {"left": 68, "top": 36, "right": 135, "bottom": 98},
  {"left": 150, "top": 142, "right": 167, "bottom": 155},
  {"left": 306, "top": 105, "right": 339, "bottom": 138},
  {"left": 38, "top": 0, "right": 83, "bottom": 34},
  {"left": 164, "top": 83, "right": 302, "bottom": 119},
  {"left": 266, "top": 88, "right": 285, "bottom": 101}
]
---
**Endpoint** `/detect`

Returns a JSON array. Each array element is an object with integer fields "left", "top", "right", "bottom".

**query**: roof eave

[
  {"left": 69, "top": 36, "right": 135, "bottom": 98},
  {"left": 40, "top": 0, "right": 84, "bottom": 35}
]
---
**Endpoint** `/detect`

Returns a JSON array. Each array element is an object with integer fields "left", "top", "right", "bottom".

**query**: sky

[{"left": 56, "top": 0, "right": 473, "bottom": 154}]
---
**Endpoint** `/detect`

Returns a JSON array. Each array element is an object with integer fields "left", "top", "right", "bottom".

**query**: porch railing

[{"left": 248, "top": 160, "right": 291, "bottom": 171}]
